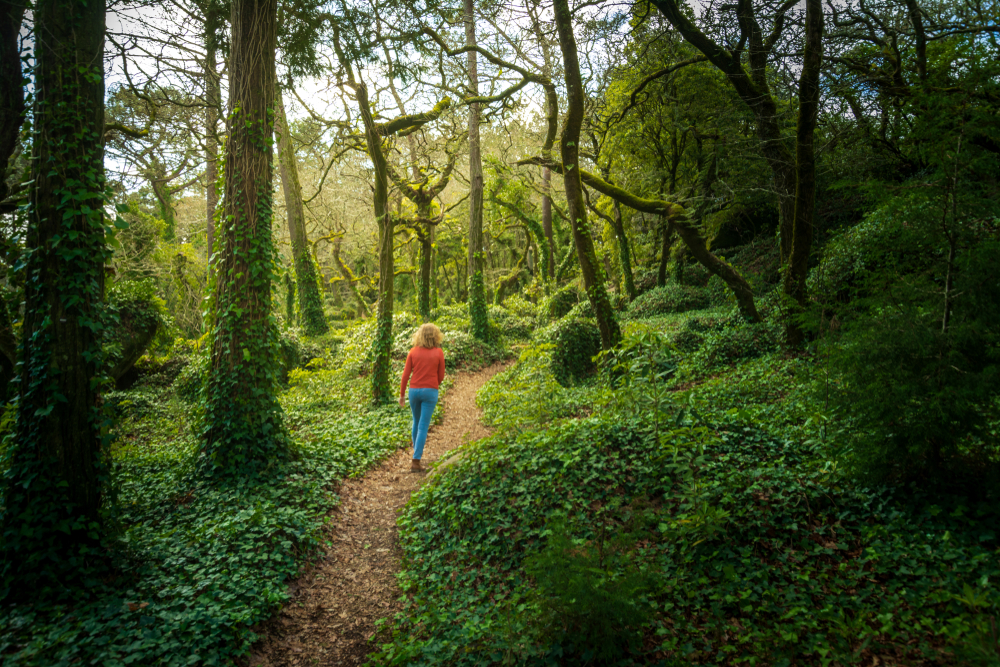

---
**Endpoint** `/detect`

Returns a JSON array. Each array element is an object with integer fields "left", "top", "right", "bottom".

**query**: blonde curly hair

[{"left": 411, "top": 323, "right": 444, "bottom": 349}]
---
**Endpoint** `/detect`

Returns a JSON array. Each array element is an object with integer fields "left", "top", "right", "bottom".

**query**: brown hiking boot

[{"left": 410, "top": 458, "right": 423, "bottom": 472}]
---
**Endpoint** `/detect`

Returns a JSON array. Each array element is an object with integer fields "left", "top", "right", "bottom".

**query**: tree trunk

[
  {"left": 649, "top": 0, "right": 796, "bottom": 260},
  {"left": 783, "top": 0, "right": 823, "bottom": 345},
  {"left": 0, "top": 0, "right": 107, "bottom": 595},
  {"left": 542, "top": 168, "right": 555, "bottom": 279},
  {"left": 609, "top": 195, "right": 637, "bottom": 300},
  {"left": 204, "top": 7, "right": 220, "bottom": 267},
  {"left": 658, "top": 219, "right": 671, "bottom": 286},
  {"left": 0, "top": 0, "right": 25, "bottom": 204},
  {"left": 354, "top": 80, "right": 394, "bottom": 404},
  {"left": 553, "top": 0, "right": 620, "bottom": 349},
  {"left": 417, "top": 204, "right": 433, "bottom": 322},
  {"left": 333, "top": 236, "right": 369, "bottom": 318},
  {"left": 203, "top": 0, "right": 286, "bottom": 472},
  {"left": 465, "top": 0, "right": 489, "bottom": 339},
  {"left": 275, "top": 89, "right": 328, "bottom": 336}
]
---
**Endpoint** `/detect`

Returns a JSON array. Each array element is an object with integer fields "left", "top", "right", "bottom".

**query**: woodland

[{"left": 0, "top": 0, "right": 998, "bottom": 664}]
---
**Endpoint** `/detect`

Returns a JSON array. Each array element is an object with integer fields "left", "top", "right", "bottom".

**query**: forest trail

[{"left": 247, "top": 361, "right": 508, "bottom": 667}]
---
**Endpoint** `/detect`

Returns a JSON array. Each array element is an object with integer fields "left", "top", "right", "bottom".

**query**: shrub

[
  {"left": 439, "top": 330, "right": 507, "bottom": 370},
  {"left": 546, "top": 284, "right": 583, "bottom": 320},
  {"left": 626, "top": 283, "right": 710, "bottom": 319},
  {"left": 692, "top": 318, "right": 779, "bottom": 368},
  {"left": 174, "top": 351, "right": 209, "bottom": 403},
  {"left": 524, "top": 520, "right": 653, "bottom": 662},
  {"left": 488, "top": 304, "right": 534, "bottom": 340},
  {"left": 540, "top": 316, "right": 602, "bottom": 386},
  {"left": 812, "top": 192, "right": 1000, "bottom": 484},
  {"left": 278, "top": 327, "right": 324, "bottom": 379}
]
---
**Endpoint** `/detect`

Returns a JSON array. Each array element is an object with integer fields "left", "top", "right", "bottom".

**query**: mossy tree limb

[{"left": 522, "top": 157, "right": 761, "bottom": 322}]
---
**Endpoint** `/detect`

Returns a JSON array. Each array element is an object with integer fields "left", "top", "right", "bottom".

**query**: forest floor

[{"left": 245, "top": 361, "right": 509, "bottom": 667}]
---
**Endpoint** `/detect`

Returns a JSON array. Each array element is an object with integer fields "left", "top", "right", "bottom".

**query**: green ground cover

[
  {"left": 0, "top": 312, "right": 512, "bottom": 666},
  {"left": 372, "top": 304, "right": 1000, "bottom": 666}
]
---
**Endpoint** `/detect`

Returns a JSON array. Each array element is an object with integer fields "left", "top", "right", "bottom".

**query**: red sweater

[{"left": 400, "top": 346, "right": 445, "bottom": 398}]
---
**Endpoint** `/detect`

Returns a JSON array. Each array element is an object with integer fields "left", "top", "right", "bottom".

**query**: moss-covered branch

[{"left": 520, "top": 156, "right": 761, "bottom": 322}]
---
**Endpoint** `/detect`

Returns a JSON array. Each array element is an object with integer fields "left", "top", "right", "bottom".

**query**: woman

[{"left": 399, "top": 323, "right": 445, "bottom": 472}]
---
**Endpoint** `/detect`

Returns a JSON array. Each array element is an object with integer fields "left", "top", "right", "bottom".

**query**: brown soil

[{"left": 246, "top": 361, "right": 508, "bottom": 667}]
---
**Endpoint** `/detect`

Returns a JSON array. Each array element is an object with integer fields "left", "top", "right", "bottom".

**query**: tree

[
  {"left": 0, "top": 0, "right": 110, "bottom": 597},
  {"left": 333, "top": 23, "right": 450, "bottom": 403},
  {"left": 464, "top": 0, "right": 489, "bottom": 340},
  {"left": 782, "top": 0, "right": 822, "bottom": 345},
  {"left": 389, "top": 152, "right": 459, "bottom": 322},
  {"left": 0, "top": 0, "right": 25, "bottom": 208},
  {"left": 552, "top": 0, "right": 621, "bottom": 349},
  {"left": 275, "top": 87, "right": 329, "bottom": 336},
  {"left": 201, "top": 0, "right": 288, "bottom": 473}
]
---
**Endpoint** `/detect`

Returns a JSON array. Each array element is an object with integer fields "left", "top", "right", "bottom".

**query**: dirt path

[{"left": 247, "top": 361, "right": 507, "bottom": 667}]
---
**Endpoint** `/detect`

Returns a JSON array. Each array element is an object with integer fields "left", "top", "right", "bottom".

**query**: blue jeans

[{"left": 409, "top": 388, "right": 438, "bottom": 460}]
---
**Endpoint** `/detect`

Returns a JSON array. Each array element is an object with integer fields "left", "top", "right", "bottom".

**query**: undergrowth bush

[
  {"left": 478, "top": 343, "right": 603, "bottom": 430},
  {"left": 539, "top": 316, "right": 602, "bottom": 386},
  {"left": 626, "top": 283, "right": 710, "bottom": 319},
  {"left": 546, "top": 284, "right": 583, "bottom": 320}
]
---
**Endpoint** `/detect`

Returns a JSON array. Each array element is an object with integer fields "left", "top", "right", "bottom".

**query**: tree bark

[
  {"left": 783, "top": 0, "right": 823, "bottom": 345},
  {"left": 658, "top": 219, "right": 671, "bottom": 286},
  {"left": 0, "top": 0, "right": 25, "bottom": 204},
  {"left": 204, "top": 5, "right": 220, "bottom": 267},
  {"left": 275, "top": 88, "right": 328, "bottom": 336},
  {"left": 1, "top": 0, "right": 107, "bottom": 593},
  {"left": 553, "top": 0, "right": 621, "bottom": 349},
  {"left": 332, "top": 236, "right": 369, "bottom": 318},
  {"left": 465, "top": 0, "right": 489, "bottom": 339},
  {"left": 356, "top": 79, "right": 394, "bottom": 403},
  {"left": 417, "top": 202, "right": 433, "bottom": 321},
  {"left": 203, "top": 0, "right": 286, "bottom": 470}
]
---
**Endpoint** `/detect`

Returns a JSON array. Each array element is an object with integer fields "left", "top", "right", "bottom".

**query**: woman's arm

[
  {"left": 400, "top": 350, "right": 413, "bottom": 401},
  {"left": 437, "top": 347, "right": 445, "bottom": 384}
]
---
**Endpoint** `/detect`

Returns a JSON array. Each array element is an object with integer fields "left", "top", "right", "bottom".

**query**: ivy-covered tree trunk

[
  {"left": 465, "top": 0, "right": 489, "bottom": 340},
  {"left": 0, "top": 0, "right": 25, "bottom": 205},
  {"left": 0, "top": 0, "right": 109, "bottom": 597},
  {"left": 553, "top": 0, "right": 621, "bottom": 350},
  {"left": 783, "top": 0, "right": 823, "bottom": 346},
  {"left": 202, "top": 0, "right": 287, "bottom": 473},
  {"left": 356, "top": 80, "right": 394, "bottom": 404},
  {"left": 275, "top": 89, "right": 328, "bottom": 336}
]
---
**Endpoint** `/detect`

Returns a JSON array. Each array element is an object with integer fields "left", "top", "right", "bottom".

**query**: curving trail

[{"left": 246, "top": 361, "right": 507, "bottom": 667}]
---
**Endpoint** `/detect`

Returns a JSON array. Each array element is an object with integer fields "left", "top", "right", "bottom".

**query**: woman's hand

[{"left": 399, "top": 396, "right": 405, "bottom": 408}]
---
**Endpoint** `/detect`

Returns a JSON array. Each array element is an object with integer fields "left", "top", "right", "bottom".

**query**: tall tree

[
  {"left": 275, "top": 87, "right": 329, "bottom": 336},
  {"left": 202, "top": 0, "right": 288, "bottom": 473},
  {"left": 203, "top": 1, "right": 223, "bottom": 265},
  {"left": 782, "top": 0, "right": 823, "bottom": 345},
  {"left": 552, "top": 0, "right": 621, "bottom": 349},
  {"left": 464, "top": 0, "right": 489, "bottom": 339},
  {"left": 0, "top": 0, "right": 25, "bottom": 206},
  {"left": 0, "top": 0, "right": 109, "bottom": 597}
]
